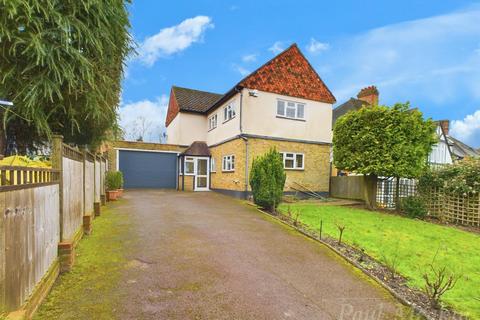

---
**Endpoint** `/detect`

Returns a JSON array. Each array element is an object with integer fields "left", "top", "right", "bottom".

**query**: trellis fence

[
  {"left": 0, "top": 135, "right": 108, "bottom": 318},
  {"left": 421, "top": 187, "right": 480, "bottom": 227}
]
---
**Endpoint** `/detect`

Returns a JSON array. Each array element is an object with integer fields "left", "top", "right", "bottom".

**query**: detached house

[{"left": 164, "top": 44, "right": 336, "bottom": 197}]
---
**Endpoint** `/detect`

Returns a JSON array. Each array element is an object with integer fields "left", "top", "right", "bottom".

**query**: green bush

[
  {"left": 105, "top": 171, "right": 122, "bottom": 190},
  {"left": 400, "top": 196, "right": 427, "bottom": 219},
  {"left": 249, "top": 148, "right": 286, "bottom": 212},
  {"left": 116, "top": 171, "right": 124, "bottom": 188}
]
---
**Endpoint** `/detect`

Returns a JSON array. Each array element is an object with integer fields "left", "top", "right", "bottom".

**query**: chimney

[
  {"left": 439, "top": 120, "right": 449, "bottom": 135},
  {"left": 357, "top": 86, "right": 379, "bottom": 106}
]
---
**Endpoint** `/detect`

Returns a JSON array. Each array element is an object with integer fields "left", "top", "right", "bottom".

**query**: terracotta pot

[
  {"left": 117, "top": 189, "right": 124, "bottom": 197},
  {"left": 106, "top": 190, "right": 118, "bottom": 201}
]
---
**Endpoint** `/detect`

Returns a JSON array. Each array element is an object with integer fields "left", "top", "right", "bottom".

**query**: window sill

[
  {"left": 222, "top": 116, "right": 236, "bottom": 124},
  {"left": 284, "top": 168, "right": 305, "bottom": 171},
  {"left": 276, "top": 115, "right": 306, "bottom": 122},
  {"left": 222, "top": 170, "right": 235, "bottom": 173},
  {"left": 208, "top": 127, "right": 217, "bottom": 132}
]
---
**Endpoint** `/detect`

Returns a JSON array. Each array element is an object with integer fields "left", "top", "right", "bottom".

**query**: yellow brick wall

[
  {"left": 178, "top": 175, "right": 194, "bottom": 191},
  {"left": 210, "top": 139, "right": 246, "bottom": 191},
  {"left": 107, "top": 140, "right": 185, "bottom": 171},
  {"left": 209, "top": 137, "right": 330, "bottom": 193},
  {"left": 247, "top": 138, "right": 330, "bottom": 192}
]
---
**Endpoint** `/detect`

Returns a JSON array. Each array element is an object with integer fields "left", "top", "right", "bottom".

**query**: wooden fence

[
  {"left": 330, "top": 176, "right": 365, "bottom": 200},
  {"left": 422, "top": 187, "right": 480, "bottom": 227},
  {"left": 0, "top": 135, "right": 108, "bottom": 316}
]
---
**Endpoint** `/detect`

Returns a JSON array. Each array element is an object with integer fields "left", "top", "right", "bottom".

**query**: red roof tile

[{"left": 238, "top": 44, "right": 336, "bottom": 104}]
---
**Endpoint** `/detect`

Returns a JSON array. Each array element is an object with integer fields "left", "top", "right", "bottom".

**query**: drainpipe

[
  {"left": 235, "top": 86, "right": 243, "bottom": 133},
  {"left": 242, "top": 136, "right": 249, "bottom": 199}
]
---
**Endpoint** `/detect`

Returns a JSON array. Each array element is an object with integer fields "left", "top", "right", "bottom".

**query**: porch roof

[{"left": 180, "top": 141, "right": 211, "bottom": 157}]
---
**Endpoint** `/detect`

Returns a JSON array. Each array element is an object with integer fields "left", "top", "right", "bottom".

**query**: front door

[{"left": 195, "top": 157, "right": 209, "bottom": 191}]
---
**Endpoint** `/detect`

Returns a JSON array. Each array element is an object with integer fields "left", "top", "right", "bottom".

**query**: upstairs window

[
  {"left": 222, "top": 155, "right": 235, "bottom": 172},
  {"left": 223, "top": 102, "right": 236, "bottom": 122},
  {"left": 208, "top": 114, "right": 217, "bottom": 130},
  {"left": 277, "top": 99, "right": 305, "bottom": 120},
  {"left": 281, "top": 152, "right": 304, "bottom": 170}
]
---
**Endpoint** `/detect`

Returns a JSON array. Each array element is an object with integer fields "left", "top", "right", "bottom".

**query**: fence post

[
  {"left": 82, "top": 147, "right": 93, "bottom": 235},
  {"left": 94, "top": 154, "right": 101, "bottom": 216},
  {"left": 51, "top": 135, "right": 64, "bottom": 240}
]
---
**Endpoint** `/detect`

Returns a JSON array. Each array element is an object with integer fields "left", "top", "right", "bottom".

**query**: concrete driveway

[{"left": 117, "top": 190, "right": 408, "bottom": 319}]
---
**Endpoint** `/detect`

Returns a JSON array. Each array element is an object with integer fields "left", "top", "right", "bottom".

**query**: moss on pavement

[{"left": 34, "top": 201, "right": 134, "bottom": 320}]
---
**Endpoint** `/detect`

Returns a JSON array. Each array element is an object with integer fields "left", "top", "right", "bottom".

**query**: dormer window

[
  {"left": 277, "top": 99, "right": 305, "bottom": 120},
  {"left": 223, "top": 102, "right": 236, "bottom": 122}
]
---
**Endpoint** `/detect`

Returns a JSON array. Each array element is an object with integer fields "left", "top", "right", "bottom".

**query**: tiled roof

[
  {"left": 181, "top": 141, "right": 211, "bottom": 156},
  {"left": 447, "top": 136, "right": 480, "bottom": 159},
  {"left": 172, "top": 86, "right": 222, "bottom": 113},
  {"left": 238, "top": 44, "right": 336, "bottom": 104},
  {"left": 332, "top": 98, "right": 367, "bottom": 125}
]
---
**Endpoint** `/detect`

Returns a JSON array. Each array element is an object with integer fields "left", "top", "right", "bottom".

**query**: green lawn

[{"left": 278, "top": 203, "right": 480, "bottom": 319}]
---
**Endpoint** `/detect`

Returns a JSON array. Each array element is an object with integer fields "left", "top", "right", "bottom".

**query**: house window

[
  {"left": 281, "top": 152, "right": 304, "bottom": 170},
  {"left": 222, "top": 155, "right": 235, "bottom": 172},
  {"left": 208, "top": 114, "right": 217, "bottom": 130},
  {"left": 184, "top": 157, "right": 195, "bottom": 175},
  {"left": 277, "top": 99, "right": 305, "bottom": 120},
  {"left": 223, "top": 102, "right": 236, "bottom": 122},
  {"left": 210, "top": 157, "right": 216, "bottom": 172}
]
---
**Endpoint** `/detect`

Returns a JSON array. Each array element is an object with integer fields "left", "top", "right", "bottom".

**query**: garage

[{"left": 118, "top": 149, "right": 178, "bottom": 189}]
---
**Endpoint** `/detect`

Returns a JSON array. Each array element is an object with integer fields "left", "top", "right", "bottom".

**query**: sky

[{"left": 120, "top": 0, "right": 480, "bottom": 148}]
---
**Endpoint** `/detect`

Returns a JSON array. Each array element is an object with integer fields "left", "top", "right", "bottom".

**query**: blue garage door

[{"left": 119, "top": 150, "right": 177, "bottom": 189}]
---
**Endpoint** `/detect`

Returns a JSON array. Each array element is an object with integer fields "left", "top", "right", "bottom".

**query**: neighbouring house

[
  {"left": 146, "top": 43, "right": 335, "bottom": 198},
  {"left": 330, "top": 87, "right": 478, "bottom": 176}
]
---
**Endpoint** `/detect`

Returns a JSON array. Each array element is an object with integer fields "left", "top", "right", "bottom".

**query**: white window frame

[
  {"left": 222, "top": 155, "right": 235, "bottom": 172},
  {"left": 184, "top": 156, "right": 195, "bottom": 175},
  {"left": 280, "top": 152, "right": 304, "bottom": 170},
  {"left": 208, "top": 113, "right": 217, "bottom": 131},
  {"left": 223, "top": 102, "right": 236, "bottom": 122},
  {"left": 276, "top": 99, "right": 305, "bottom": 120},
  {"left": 210, "top": 157, "right": 216, "bottom": 172}
]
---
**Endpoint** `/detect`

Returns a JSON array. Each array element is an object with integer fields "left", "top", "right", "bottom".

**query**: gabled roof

[
  {"left": 447, "top": 135, "right": 480, "bottom": 159},
  {"left": 208, "top": 44, "right": 336, "bottom": 112},
  {"left": 181, "top": 141, "right": 211, "bottom": 156},
  {"left": 172, "top": 86, "right": 222, "bottom": 113},
  {"left": 332, "top": 98, "right": 367, "bottom": 125}
]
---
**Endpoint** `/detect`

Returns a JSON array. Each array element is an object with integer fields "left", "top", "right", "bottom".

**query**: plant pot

[
  {"left": 117, "top": 189, "right": 124, "bottom": 197},
  {"left": 106, "top": 190, "right": 118, "bottom": 201}
]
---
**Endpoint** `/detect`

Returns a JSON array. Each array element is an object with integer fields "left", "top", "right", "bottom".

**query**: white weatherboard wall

[
  {"left": 242, "top": 89, "right": 333, "bottom": 143},
  {"left": 167, "top": 113, "right": 207, "bottom": 146},
  {"left": 206, "top": 95, "right": 241, "bottom": 146},
  {"left": 428, "top": 125, "right": 453, "bottom": 165}
]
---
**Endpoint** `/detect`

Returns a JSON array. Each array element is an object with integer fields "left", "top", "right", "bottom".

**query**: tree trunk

[
  {"left": 363, "top": 174, "right": 378, "bottom": 210},
  {"left": 0, "top": 127, "right": 6, "bottom": 159}
]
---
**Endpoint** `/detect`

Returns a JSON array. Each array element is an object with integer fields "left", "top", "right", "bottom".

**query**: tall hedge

[{"left": 249, "top": 148, "right": 286, "bottom": 212}]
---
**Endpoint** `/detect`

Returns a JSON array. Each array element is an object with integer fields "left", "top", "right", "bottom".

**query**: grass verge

[
  {"left": 34, "top": 202, "right": 134, "bottom": 320},
  {"left": 278, "top": 203, "right": 480, "bottom": 319}
]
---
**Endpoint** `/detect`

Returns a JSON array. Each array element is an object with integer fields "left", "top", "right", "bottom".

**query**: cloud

[
  {"left": 306, "top": 38, "right": 329, "bottom": 54},
  {"left": 232, "top": 64, "right": 250, "bottom": 76},
  {"left": 316, "top": 7, "right": 480, "bottom": 106},
  {"left": 242, "top": 54, "right": 257, "bottom": 63},
  {"left": 450, "top": 110, "right": 480, "bottom": 147},
  {"left": 119, "top": 96, "right": 169, "bottom": 142},
  {"left": 137, "top": 16, "right": 214, "bottom": 66},
  {"left": 269, "top": 41, "right": 285, "bottom": 55}
]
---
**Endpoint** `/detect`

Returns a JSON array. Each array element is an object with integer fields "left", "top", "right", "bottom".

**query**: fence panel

[
  {"left": 94, "top": 158, "right": 101, "bottom": 203},
  {"left": 84, "top": 153, "right": 94, "bottom": 215},
  {"left": 376, "top": 177, "right": 416, "bottom": 209},
  {"left": 330, "top": 176, "right": 365, "bottom": 200},
  {"left": 62, "top": 145, "right": 84, "bottom": 241},
  {"left": 0, "top": 167, "right": 59, "bottom": 311}
]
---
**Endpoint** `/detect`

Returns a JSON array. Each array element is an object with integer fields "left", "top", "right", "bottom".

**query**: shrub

[
  {"left": 249, "top": 148, "right": 286, "bottom": 212},
  {"left": 400, "top": 196, "right": 427, "bottom": 219},
  {"left": 116, "top": 171, "right": 124, "bottom": 188},
  {"left": 105, "top": 171, "right": 122, "bottom": 190}
]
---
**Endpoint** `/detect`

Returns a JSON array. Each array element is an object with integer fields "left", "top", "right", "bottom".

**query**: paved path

[{"left": 117, "top": 190, "right": 407, "bottom": 319}]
